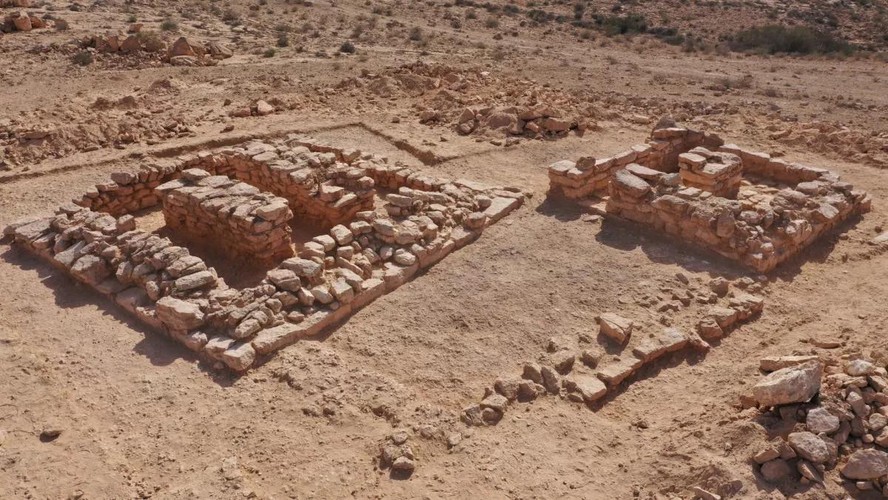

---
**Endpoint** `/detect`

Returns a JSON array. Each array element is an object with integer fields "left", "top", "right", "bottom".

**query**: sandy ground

[{"left": 2, "top": 1, "right": 888, "bottom": 499}]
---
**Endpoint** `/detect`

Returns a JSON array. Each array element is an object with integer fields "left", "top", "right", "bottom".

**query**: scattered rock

[
  {"left": 787, "top": 432, "right": 830, "bottom": 464},
  {"left": 598, "top": 312, "right": 633, "bottom": 344},
  {"left": 841, "top": 449, "right": 888, "bottom": 480},
  {"left": 805, "top": 407, "right": 840, "bottom": 434}
]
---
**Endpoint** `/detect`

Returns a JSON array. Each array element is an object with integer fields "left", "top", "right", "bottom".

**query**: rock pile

[
  {"left": 1, "top": 10, "right": 45, "bottom": 32},
  {"left": 749, "top": 356, "right": 888, "bottom": 493},
  {"left": 5, "top": 137, "right": 525, "bottom": 372},
  {"left": 377, "top": 430, "right": 416, "bottom": 477},
  {"left": 336, "top": 62, "right": 597, "bottom": 140},
  {"left": 549, "top": 125, "right": 872, "bottom": 272},
  {"left": 463, "top": 326, "right": 702, "bottom": 425},
  {"left": 82, "top": 34, "right": 231, "bottom": 66},
  {"left": 442, "top": 104, "right": 588, "bottom": 140}
]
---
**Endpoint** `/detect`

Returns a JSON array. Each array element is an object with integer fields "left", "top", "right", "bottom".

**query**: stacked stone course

[
  {"left": 157, "top": 168, "right": 294, "bottom": 265},
  {"left": 6, "top": 136, "right": 526, "bottom": 372},
  {"left": 548, "top": 125, "right": 872, "bottom": 272}
]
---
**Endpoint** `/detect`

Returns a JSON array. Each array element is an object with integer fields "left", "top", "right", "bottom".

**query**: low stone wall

[
  {"left": 75, "top": 138, "right": 377, "bottom": 229},
  {"left": 547, "top": 125, "right": 872, "bottom": 272},
  {"left": 678, "top": 147, "right": 742, "bottom": 198},
  {"left": 605, "top": 162, "right": 870, "bottom": 272},
  {"left": 7, "top": 137, "right": 527, "bottom": 372},
  {"left": 548, "top": 126, "right": 724, "bottom": 200},
  {"left": 157, "top": 168, "right": 294, "bottom": 265}
]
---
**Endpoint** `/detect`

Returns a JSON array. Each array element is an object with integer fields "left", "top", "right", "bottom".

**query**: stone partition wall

[
  {"left": 547, "top": 125, "right": 872, "bottom": 272},
  {"left": 76, "top": 135, "right": 376, "bottom": 229},
  {"left": 548, "top": 127, "right": 724, "bottom": 200},
  {"left": 156, "top": 168, "right": 294, "bottom": 265},
  {"left": 5, "top": 136, "right": 527, "bottom": 372},
  {"left": 678, "top": 148, "right": 742, "bottom": 198}
]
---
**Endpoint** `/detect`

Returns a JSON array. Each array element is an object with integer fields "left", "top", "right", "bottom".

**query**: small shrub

[
  {"left": 729, "top": 25, "right": 853, "bottom": 55},
  {"left": 136, "top": 30, "right": 165, "bottom": 52},
  {"left": 277, "top": 33, "right": 289, "bottom": 47},
  {"left": 408, "top": 26, "right": 423, "bottom": 41},
  {"left": 485, "top": 16, "right": 500, "bottom": 29},
  {"left": 340, "top": 40, "right": 356, "bottom": 53},
  {"left": 263, "top": 48, "right": 276, "bottom": 58},
  {"left": 598, "top": 14, "right": 648, "bottom": 36},
  {"left": 222, "top": 9, "right": 241, "bottom": 25},
  {"left": 72, "top": 50, "right": 93, "bottom": 66},
  {"left": 160, "top": 19, "right": 178, "bottom": 31},
  {"left": 54, "top": 18, "right": 69, "bottom": 31},
  {"left": 127, "top": 14, "right": 137, "bottom": 23}
]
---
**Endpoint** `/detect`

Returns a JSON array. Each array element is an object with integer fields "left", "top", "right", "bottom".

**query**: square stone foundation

[
  {"left": 4, "top": 134, "right": 525, "bottom": 372},
  {"left": 548, "top": 126, "right": 872, "bottom": 272}
]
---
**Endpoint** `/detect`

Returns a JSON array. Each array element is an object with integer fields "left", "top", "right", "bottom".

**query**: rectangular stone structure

[
  {"left": 5, "top": 136, "right": 526, "bottom": 373},
  {"left": 547, "top": 126, "right": 872, "bottom": 272},
  {"left": 156, "top": 168, "right": 294, "bottom": 265}
]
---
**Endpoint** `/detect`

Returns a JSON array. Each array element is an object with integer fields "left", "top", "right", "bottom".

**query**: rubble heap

[
  {"left": 157, "top": 169, "right": 295, "bottom": 265},
  {"left": 548, "top": 125, "right": 872, "bottom": 272},
  {"left": 747, "top": 356, "right": 888, "bottom": 494},
  {"left": 4, "top": 136, "right": 525, "bottom": 372},
  {"left": 82, "top": 34, "right": 232, "bottom": 66}
]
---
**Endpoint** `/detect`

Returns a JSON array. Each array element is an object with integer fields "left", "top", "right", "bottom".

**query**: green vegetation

[
  {"left": 729, "top": 25, "right": 853, "bottom": 55},
  {"left": 340, "top": 40, "right": 356, "bottom": 53},
  {"left": 73, "top": 50, "right": 93, "bottom": 66},
  {"left": 160, "top": 18, "right": 178, "bottom": 31}
]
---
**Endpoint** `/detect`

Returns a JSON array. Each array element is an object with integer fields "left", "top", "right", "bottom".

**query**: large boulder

[
  {"left": 841, "top": 449, "right": 888, "bottom": 480},
  {"left": 598, "top": 313, "right": 633, "bottom": 344},
  {"left": 752, "top": 360, "right": 822, "bottom": 407},
  {"left": 168, "top": 37, "right": 196, "bottom": 58},
  {"left": 613, "top": 169, "right": 651, "bottom": 199}
]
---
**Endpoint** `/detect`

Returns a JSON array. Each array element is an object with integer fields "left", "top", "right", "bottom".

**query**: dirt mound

[{"left": 769, "top": 120, "right": 888, "bottom": 170}]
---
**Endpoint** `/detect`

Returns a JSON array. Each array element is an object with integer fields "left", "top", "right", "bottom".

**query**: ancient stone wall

[
  {"left": 547, "top": 126, "right": 724, "bottom": 200},
  {"left": 547, "top": 126, "right": 872, "bottom": 272},
  {"left": 156, "top": 168, "right": 294, "bottom": 265},
  {"left": 7, "top": 137, "right": 526, "bottom": 372},
  {"left": 605, "top": 158, "right": 870, "bottom": 272}
]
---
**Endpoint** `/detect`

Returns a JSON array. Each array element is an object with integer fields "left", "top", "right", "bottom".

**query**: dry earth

[{"left": 2, "top": 0, "right": 888, "bottom": 499}]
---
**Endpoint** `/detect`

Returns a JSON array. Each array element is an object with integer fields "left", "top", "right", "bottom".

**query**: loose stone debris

[
  {"left": 3, "top": 136, "right": 525, "bottom": 372},
  {"left": 377, "top": 430, "right": 416, "bottom": 477},
  {"left": 548, "top": 123, "right": 871, "bottom": 272},
  {"left": 747, "top": 355, "right": 888, "bottom": 493},
  {"left": 463, "top": 277, "right": 764, "bottom": 424}
]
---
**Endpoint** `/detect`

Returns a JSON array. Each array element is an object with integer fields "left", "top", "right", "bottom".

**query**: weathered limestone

[
  {"left": 752, "top": 360, "right": 823, "bottom": 407},
  {"left": 6, "top": 136, "right": 526, "bottom": 373},
  {"left": 547, "top": 125, "right": 871, "bottom": 273},
  {"left": 157, "top": 169, "right": 294, "bottom": 265}
]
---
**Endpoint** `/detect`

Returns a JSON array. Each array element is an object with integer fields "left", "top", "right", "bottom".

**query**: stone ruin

[
  {"left": 4, "top": 136, "right": 525, "bottom": 372},
  {"left": 548, "top": 126, "right": 872, "bottom": 272}
]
